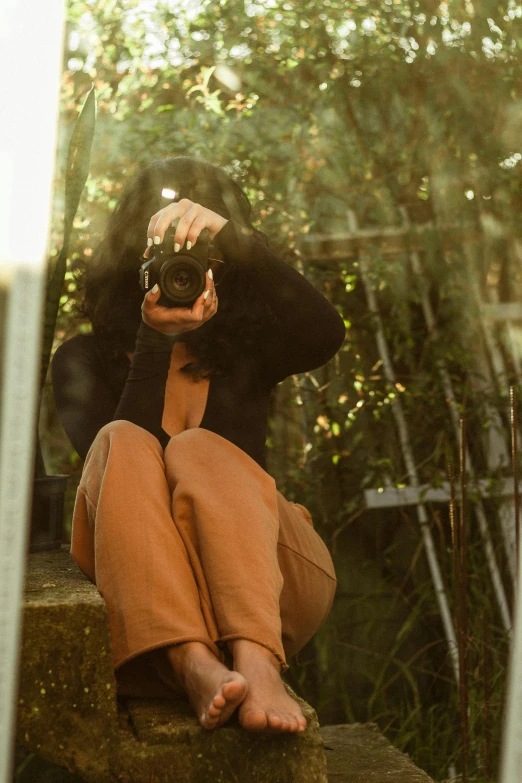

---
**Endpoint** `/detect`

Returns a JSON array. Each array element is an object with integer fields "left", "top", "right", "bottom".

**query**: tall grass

[{"left": 286, "top": 484, "right": 512, "bottom": 782}]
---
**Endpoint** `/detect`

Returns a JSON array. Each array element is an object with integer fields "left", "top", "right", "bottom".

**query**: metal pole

[
  {"left": 0, "top": 1, "right": 65, "bottom": 780},
  {"left": 500, "top": 577, "right": 522, "bottom": 783}
]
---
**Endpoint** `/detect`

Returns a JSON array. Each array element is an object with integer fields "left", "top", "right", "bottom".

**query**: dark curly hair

[{"left": 77, "top": 156, "right": 279, "bottom": 379}]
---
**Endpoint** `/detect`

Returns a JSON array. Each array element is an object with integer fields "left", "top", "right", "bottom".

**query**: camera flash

[{"left": 161, "top": 188, "right": 176, "bottom": 200}]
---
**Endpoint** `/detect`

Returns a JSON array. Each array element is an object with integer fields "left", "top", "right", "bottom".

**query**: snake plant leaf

[
  {"left": 63, "top": 83, "right": 97, "bottom": 250},
  {"left": 40, "top": 85, "right": 97, "bottom": 395}
]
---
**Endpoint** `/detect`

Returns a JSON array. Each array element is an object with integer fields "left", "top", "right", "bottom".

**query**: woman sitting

[{"left": 52, "top": 156, "right": 345, "bottom": 733}]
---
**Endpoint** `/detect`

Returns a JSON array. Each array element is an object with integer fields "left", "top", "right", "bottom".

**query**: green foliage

[{"left": 45, "top": 1, "right": 522, "bottom": 779}]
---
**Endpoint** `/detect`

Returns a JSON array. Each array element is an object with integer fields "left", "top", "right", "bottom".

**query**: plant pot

[{"left": 30, "top": 474, "right": 69, "bottom": 552}]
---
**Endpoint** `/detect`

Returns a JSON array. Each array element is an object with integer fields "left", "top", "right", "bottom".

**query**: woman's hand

[
  {"left": 141, "top": 199, "right": 224, "bottom": 336},
  {"left": 141, "top": 270, "right": 218, "bottom": 337},
  {"left": 143, "top": 199, "right": 228, "bottom": 257}
]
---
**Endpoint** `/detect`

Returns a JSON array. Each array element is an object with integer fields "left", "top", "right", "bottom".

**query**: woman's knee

[
  {"left": 166, "top": 427, "right": 210, "bottom": 449},
  {"left": 165, "top": 429, "right": 263, "bottom": 477},
  {"left": 164, "top": 427, "right": 216, "bottom": 463},
  {"left": 96, "top": 420, "right": 161, "bottom": 448},
  {"left": 85, "top": 420, "right": 163, "bottom": 466}
]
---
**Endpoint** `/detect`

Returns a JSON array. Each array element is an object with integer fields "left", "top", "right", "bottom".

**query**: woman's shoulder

[
  {"left": 52, "top": 332, "right": 104, "bottom": 377},
  {"left": 52, "top": 331, "right": 131, "bottom": 403},
  {"left": 53, "top": 331, "right": 97, "bottom": 359}
]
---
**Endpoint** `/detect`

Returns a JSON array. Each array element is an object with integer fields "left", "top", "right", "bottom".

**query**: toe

[
  {"left": 200, "top": 712, "right": 218, "bottom": 731},
  {"left": 208, "top": 704, "right": 221, "bottom": 717},
  {"left": 287, "top": 717, "right": 298, "bottom": 732},
  {"left": 222, "top": 678, "right": 247, "bottom": 701},
  {"left": 213, "top": 693, "right": 226, "bottom": 709},
  {"left": 267, "top": 711, "right": 284, "bottom": 731},
  {"left": 241, "top": 708, "right": 269, "bottom": 732}
]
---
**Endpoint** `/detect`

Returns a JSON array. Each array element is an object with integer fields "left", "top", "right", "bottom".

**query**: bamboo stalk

[
  {"left": 483, "top": 610, "right": 491, "bottom": 781},
  {"left": 448, "top": 462, "right": 461, "bottom": 681},
  {"left": 459, "top": 419, "right": 469, "bottom": 782},
  {"left": 510, "top": 386, "right": 520, "bottom": 584},
  {"left": 448, "top": 462, "right": 459, "bottom": 605},
  {"left": 449, "top": 458, "right": 468, "bottom": 779}
]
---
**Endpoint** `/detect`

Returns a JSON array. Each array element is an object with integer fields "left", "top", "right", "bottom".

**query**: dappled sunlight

[{"left": 15, "top": 0, "right": 522, "bottom": 779}]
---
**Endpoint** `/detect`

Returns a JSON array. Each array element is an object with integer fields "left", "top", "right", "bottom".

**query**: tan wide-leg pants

[{"left": 71, "top": 421, "right": 337, "bottom": 697}]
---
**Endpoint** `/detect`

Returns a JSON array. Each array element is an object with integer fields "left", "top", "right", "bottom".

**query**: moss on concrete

[
  {"left": 111, "top": 689, "right": 327, "bottom": 783},
  {"left": 17, "top": 550, "right": 118, "bottom": 781}
]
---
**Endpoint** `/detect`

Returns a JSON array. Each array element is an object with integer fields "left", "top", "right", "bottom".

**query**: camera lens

[
  {"left": 160, "top": 257, "right": 206, "bottom": 305},
  {"left": 173, "top": 270, "right": 191, "bottom": 291}
]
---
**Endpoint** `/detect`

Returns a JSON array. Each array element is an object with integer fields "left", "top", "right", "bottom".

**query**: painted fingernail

[
  {"left": 152, "top": 284, "right": 159, "bottom": 294},
  {"left": 147, "top": 237, "right": 153, "bottom": 246},
  {"left": 174, "top": 243, "right": 181, "bottom": 252},
  {"left": 186, "top": 241, "right": 192, "bottom": 250},
  {"left": 203, "top": 290, "right": 210, "bottom": 300},
  {"left": 154, "top": 235, "right": 161, "bottom": 245},
  {"left": 208, "top": 268, "right": 213, "bottom": 281}
]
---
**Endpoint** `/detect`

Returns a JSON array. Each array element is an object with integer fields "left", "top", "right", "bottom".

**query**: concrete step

[
  {"left": 17, "top": 549, "right": 326, "bottom": 782},
  {"left": 320, "top": 724, "right": 433, "bottom": 783},
  {"left": 17, "top": 550, "right": 433, "bottom": 783}
]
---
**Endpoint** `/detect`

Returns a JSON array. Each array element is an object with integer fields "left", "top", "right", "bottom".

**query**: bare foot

[
  {"left": 166, "top": 642, "right": 248, "bottom": 730},
  {"left": 229, "top": 640, "right": 307, "bottom": 734}
]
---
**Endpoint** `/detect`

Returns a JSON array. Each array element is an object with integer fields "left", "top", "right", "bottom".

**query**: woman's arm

[
  {"left": 143, "top": 200, "right": 344, "bottom": 384},
  {"left": 213, "top": 220, "right": 346, "bottom": 384},
  {"left": 51, "top": 323, "right": 176, "bottom": 461},
  {"left": 53, "top": 239, "right": 219, "bottom": 460},
  {"left": 111, "top": 320, "right": 180, "bottom": 440}
]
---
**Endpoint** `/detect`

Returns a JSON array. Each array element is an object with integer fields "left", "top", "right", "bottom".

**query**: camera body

[{"left": 139, "top": 225, "right": 210, "bottom": 308}]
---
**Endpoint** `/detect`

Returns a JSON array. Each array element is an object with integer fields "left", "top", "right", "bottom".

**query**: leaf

[
  {"left": 63, "top": 84, "right": 97, "bottom": 249},
  {"left": 40, "top": 85, "right": 97, "bottom": 397},
  {"left": 201, "top": 65, "right": 216, "bottom": 89}
]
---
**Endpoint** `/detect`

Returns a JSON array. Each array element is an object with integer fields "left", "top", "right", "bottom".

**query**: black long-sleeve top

[{"left": 52, "top": 220, "right": 345, "bottom": 470}]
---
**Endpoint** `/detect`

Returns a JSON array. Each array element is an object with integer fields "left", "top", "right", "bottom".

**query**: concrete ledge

[
  {"left": 320, "top": 724, "right": 433, "bottom": 782},
  {"left": 18, "top": 550, "right": 117, "bottom": 780},
  {"left": 17, "top": 551, "right": 433, "bottom": 783},
  {"left": 112, "top": 692, "right": 327, "bottom": 783},
  {"left": 17, "top": 550, "right": 327, "bottom": 782}
]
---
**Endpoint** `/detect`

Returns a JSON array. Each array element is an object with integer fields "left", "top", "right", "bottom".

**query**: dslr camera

[{"left": 139, "top": 221, "right": 210, "bottom": 308}]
